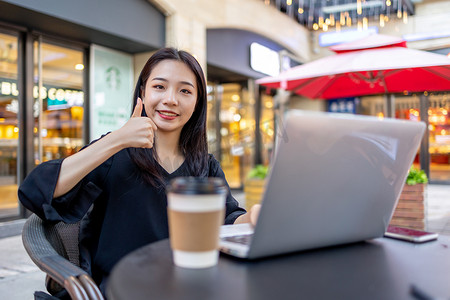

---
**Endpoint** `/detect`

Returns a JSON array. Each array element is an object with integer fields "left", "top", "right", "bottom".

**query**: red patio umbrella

[{"left": 256, "top": 34, "right": 450, "bottom": 99}]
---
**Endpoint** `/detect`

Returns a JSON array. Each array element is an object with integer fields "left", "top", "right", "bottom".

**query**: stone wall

[{"left": 149, "top": 0, "right": 311, "bottom": 70}]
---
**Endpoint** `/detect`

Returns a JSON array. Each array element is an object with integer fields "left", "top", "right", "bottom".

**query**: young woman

[{"left": 19, "top": 47, "right": 258, "bottom": 295}]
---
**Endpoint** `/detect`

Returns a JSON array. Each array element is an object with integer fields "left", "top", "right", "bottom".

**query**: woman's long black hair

[{"left": 129, "top": 47, "right": 209, "bottom": 187}]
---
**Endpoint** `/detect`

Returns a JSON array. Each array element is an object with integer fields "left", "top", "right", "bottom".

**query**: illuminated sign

[
  {"left": 319, "top": 27, "right": 378, "bottom": 47},
  {"left": 250, "top": 42, "right": 280, "bottom": 77},
  {"left": 328, "top": 98, "right": 359, "bottom": 114},
  {"left": 33, "top": 86, "right": 84, "bottom": 109},
  {"left": 0, "top": 79, "right": 84, "bottom": 109},
  {"left": 0, "top": 81, "right": 19, "bottom": 96}
]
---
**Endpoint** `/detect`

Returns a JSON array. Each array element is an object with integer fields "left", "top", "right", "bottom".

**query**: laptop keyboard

[{"left": 222, "top": 234, "right": 253, "bottom": 245}]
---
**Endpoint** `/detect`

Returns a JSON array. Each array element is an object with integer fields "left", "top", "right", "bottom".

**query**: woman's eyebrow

[
  {"left": 180, "top": 81, "right": 195, "bottom": 88},
  {"left": 151, "top": 77, "right": 194, "bottom": 88},
  {"left": 150, "top": 77, "right": 168, "bottom": 82}
]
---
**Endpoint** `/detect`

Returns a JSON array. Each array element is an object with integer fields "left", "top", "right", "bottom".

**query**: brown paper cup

[{"left": 167, "top": 177, "right": 227, "bottom": 268}]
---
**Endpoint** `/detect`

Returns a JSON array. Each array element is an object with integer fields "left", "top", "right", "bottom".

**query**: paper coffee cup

[{"left": 167, "top": 177, "right": 227, "bottom": 269}]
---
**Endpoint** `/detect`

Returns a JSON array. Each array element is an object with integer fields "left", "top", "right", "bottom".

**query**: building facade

[
  {"left": 1, "top": 0, "right": 449, "bottom": 221},
  {"left": 292, "top": 0, "right": 450, "bottom": 184},
  {"left": 0, "top": 0, "right": 310, "bottom": 220}
]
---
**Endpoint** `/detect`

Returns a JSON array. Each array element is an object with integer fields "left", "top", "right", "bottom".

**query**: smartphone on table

[{"left": 384, "top": 225, "right": 438, "bottom": 243}]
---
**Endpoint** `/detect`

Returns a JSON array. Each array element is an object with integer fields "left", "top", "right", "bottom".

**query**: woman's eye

[
  {"left": 181, "top": 89, "right": 192, "bottom": 95},
  {"left": 154, "top": 85, "right": 164, "bottom": 89}
]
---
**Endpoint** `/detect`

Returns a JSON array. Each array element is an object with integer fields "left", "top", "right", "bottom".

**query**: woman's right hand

[
  {"left": 114, "top": 98, "right": 157, "bottom": 149},
  {"left": 54, "top": 98, "right": 157, "bottom": 198}
]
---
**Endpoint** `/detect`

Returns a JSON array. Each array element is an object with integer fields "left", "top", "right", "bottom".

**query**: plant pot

[
  {"left": 243, "top": 178, "right": 266, "bottom": 210},
  {"left": 389, "top": 183, "right": 426, "bottom": 230}
]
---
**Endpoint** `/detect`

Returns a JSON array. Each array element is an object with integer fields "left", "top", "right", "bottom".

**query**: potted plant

[
  {"left": 390, "top": 167, "right": 428, "bottom": 230},
  {"left": 243, "top": 165, "right": 268, "bottom": 210}
]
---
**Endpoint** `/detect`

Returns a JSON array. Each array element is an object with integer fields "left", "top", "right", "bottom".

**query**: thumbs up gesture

[{"left": 115, "top": 98, "right": 157, "bottom": 149}]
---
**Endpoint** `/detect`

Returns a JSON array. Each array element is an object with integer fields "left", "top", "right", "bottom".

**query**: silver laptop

[{"left": 220, "top": 110, "right": 425, "bottom": 259}]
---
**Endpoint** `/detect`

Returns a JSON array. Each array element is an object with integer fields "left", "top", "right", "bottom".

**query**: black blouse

[{"left": 18, "top": 144, "right": 246, "bottom": 293}]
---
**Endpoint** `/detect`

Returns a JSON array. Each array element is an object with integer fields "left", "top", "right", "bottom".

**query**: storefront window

[
  {"left": 206, "top": 84, "right": 220, "bottom": 157},
  {"left": 207, "top": 83, "right": 255, "bottom": 189},
  {"left": 33, "top": 41, "right": 84, "bottom": 164},
  {"left": 260, "top": 93, "right": 274, "bottom": 165},
  {"left": 395, "top": 94, "right": 450, "bottom": 182},
  {"left": 0, "top": 32, "right": 19, "bottom": 218},
  {"left": 359, "top": 96, "right": 386, "bottom": 118},
  {"left": 427, "top": 94, "right": 449, "bottom": 182},
  {"left": 361, "top": 94, "right": 450, "bottom": 183},
  {"left": 395, "top": 96, "right": 422, "bottom": 169}
]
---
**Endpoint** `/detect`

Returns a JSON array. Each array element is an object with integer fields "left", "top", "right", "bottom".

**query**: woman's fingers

[
  {"left": 250, "top": 204, "right": 261, "bottom": 227},
  {"left": 132, "top": 98, "right": 143, "bottom": 118},
  {"left": 118, "top": 98, "right": 158, "bottom": 148}
]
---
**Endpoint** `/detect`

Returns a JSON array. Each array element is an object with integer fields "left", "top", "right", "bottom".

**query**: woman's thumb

[{"left": 132, "top": 98, "right": 143, "bottom": 117}]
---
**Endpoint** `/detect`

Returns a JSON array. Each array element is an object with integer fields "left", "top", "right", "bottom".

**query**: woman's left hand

[{"left": 234, "top": 204, "right": 261, "bottom": 227}]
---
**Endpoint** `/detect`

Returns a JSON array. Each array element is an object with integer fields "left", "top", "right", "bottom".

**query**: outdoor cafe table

[{"left": 107, "top": 236, "right": 450, "bottom": 300}]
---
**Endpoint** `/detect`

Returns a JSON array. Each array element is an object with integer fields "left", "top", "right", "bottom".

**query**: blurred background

[
  {"left": 0, "top": 1, "right": 449, "bottom": 297},
  {"left": 0, "top": 0, "right": 449, "bottom": 222}
]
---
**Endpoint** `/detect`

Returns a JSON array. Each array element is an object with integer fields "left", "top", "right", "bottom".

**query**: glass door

[
  {"left": 33, "top": 38, "right": 85, "bottom": 165},
  {"left": 395, "top": 94, "right": 450, "bottom": 183},
  {"left": 428, "top": 94, "right": 450, "bottom": 183},
  {"left": 208, "top": 83, "right": 255, "bottom": 189},
  {"left": 0, "top": 31, "right": 19, "bottom": 218}
]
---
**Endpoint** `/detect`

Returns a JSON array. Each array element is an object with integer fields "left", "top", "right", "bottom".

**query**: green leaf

[
  {"left": 247, "top": 164, "right": 269, "bottom": 179},
  {"left": 406, "top": 167, "right": 428, "bottom": 185}
]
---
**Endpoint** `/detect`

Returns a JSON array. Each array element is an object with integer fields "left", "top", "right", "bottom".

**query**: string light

[
  {"left": 346, "top": 15, "right": 352, "bottom": 27},
  {"left": 318, "top": 16, "right": 324, "bottom": 28},
  {"left": 268, "top": 0, "right": 411, "bottom": 31},
  {"left": 330, "top": 14, "right": 335, "bottom": 26}
]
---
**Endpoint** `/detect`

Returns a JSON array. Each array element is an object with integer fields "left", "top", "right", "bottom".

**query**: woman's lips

[{"left": 157, "top": 110, "right": 178, "bottom": 120}]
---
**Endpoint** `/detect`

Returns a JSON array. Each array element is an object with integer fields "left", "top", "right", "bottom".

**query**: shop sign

[
  {"left": 90, "top": 45, "right": 133, "bottom": 141},
  {"left": 33, "top": 86, "right": 84, "bottom": 109},
  {"left": 0, "top": 79, "right": 83, "bottom": 109},
  {"left": 319, "top": 26, "right": 378, "bottom": 47},
  {"left": 250, "top": 42, "right": 280, "bottom": 76},
  {"left": 328, "top": 98, "right": 359, "bottom": 114},
  {"left": 0, "top": 80, "right": 19, "bottom": 96}
]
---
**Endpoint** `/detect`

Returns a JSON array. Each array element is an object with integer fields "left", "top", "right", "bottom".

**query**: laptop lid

[{"left": 243, "top": 110, "right": 425, "bottom": 259}]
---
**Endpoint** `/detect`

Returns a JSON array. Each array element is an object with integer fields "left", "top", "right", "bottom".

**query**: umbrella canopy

[{"left": 256, "top": 34, "right": 450, "bottom": 100}]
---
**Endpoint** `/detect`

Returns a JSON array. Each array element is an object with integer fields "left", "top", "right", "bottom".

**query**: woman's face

[{"left": 142, "top": 59, "right": 198, "bottom": 134}]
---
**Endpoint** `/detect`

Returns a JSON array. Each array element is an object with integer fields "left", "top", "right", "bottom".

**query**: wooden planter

[
  {"left": 243, "top": 178, "right": 266, "bottom": 210},
  {"left": 389, "top": 183, "right": 426, "bottom": 230}
]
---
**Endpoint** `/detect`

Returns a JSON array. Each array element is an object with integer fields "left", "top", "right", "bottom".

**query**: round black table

[{"left": 107, "top": 236, "right": 450, "bottom": 300}]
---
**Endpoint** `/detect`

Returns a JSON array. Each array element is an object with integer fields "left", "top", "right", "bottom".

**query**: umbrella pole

[{"left": 385, "top": 94, "right": 396, "bottom": 118}]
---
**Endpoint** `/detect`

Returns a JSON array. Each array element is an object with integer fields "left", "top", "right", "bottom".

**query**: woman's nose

[{"left": 163, "top": 89, "right": 178, "bottom": 105}]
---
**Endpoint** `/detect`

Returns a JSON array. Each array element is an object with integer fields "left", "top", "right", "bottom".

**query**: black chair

[{"left": 22, "top": 214, "right": 104, "bottom": 300}]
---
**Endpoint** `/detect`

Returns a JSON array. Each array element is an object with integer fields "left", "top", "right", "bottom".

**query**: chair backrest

[
  {"left": 44, "top": 221, "right": 81, "bottom": 266},
  {"left": 22, "top": 214, "right": 104, "bottom": 300}
]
